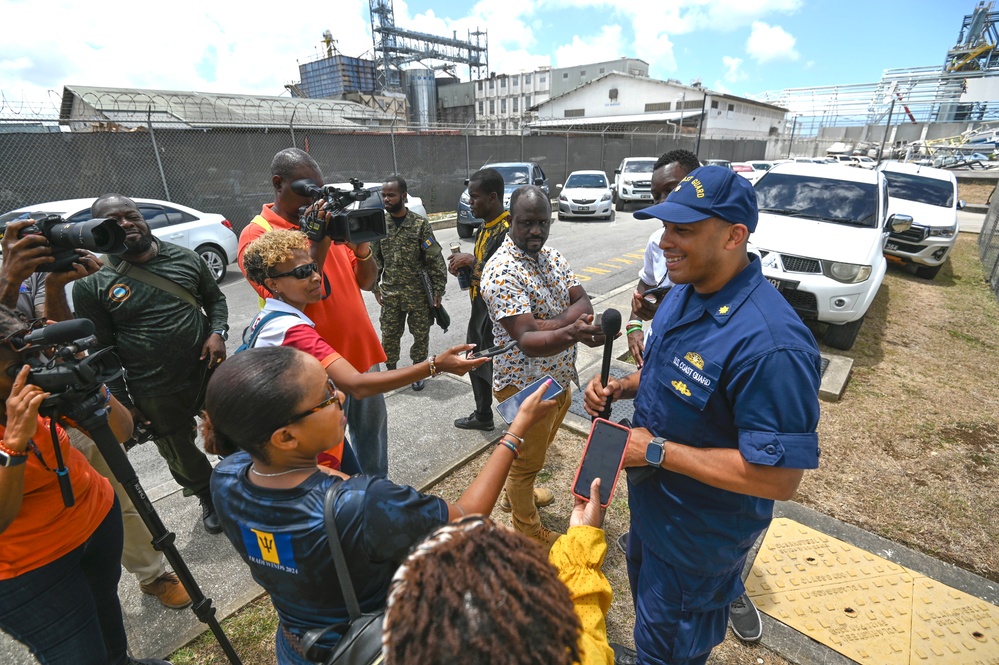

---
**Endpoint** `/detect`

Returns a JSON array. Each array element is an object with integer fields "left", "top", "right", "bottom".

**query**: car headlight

[
  {"left": 559, "top": 195, "right": 567, "bottom": 202},
  {"left": 622, "top": 178, "right": 633, "bottom": 186},
  {"left": 600, "top": 193, "right": 611, "bottom": 202},
  {"left": 460, "top": 191, "right": 470, "bottom": 205},
  {"left": 822, "top": 261, "right": 872, "bottom": 283},
  {"left": 928, "top": 224, "right": 957, "bottom": 237}
]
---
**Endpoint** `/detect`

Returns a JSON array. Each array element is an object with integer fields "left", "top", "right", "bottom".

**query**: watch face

[{"left": 645, "top": 440, "right": 664, "bottom": 466}]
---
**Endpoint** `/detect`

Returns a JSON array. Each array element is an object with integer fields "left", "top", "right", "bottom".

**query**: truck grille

[
  {"left": 780, "top": 255, "right": 822, "bottom": 273},
  {"left": 633, "top": 180, "right": 651, "bottom": 188},
  {"left": 890, "top": 226, "right": 928, "bottom": 243},
  {"left": 780, "top": 288, "right": 818, "bottom": 317}
]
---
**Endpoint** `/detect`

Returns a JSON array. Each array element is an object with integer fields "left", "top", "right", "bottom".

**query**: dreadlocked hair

[{"left": 382, "top": 516, "right": 581, "bottom": 665}]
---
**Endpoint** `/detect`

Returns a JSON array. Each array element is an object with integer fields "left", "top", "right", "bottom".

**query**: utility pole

[
  {"left": 694, "top": 93, "right": 707, "bottom": 158},
  {"left": 786, "top": 114, "right": 798, "bottom": 159}
]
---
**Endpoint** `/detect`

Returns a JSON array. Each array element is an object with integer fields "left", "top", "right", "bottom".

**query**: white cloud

[
  {"left": 554, "top": 25, "right": 626, "bottom": 68},
  {"left": 745, "top": 21, "right": 799, "bottom": 63},
  {"left": 722, "top": 56, "right": 747, "bottom": 83}
]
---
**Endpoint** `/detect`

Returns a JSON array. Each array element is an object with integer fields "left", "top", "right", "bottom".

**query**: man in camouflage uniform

[
  {"left": 372, "top": 176, "right": 447, "bottom": 391},
  {"left": 73, "top": 194, "right": 229, "bottom": 535}
]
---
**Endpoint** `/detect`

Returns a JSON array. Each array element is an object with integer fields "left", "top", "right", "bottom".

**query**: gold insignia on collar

[
  {"left": 671, "top": 380, "right": 692, "bottom": 397},
  {"left": 718, "top": 305, "right": 730, "bottom": 315},
  {"left": 684, "top": 351, "right": 704, "bottom": 370}
]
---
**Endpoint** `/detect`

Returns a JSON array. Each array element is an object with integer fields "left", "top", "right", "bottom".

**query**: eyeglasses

[
  {"left": 284, "top": 378, "right": 341, "bottom": 426},
  {"left": 268, "top": 262, "right": 319, "bottom": 280}
]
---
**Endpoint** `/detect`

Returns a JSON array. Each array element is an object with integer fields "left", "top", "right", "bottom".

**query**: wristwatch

[
  {"left": 212, "top": 329, "right": 228, "bottom": 341},
  {"left": 0, "top": 441, "right": 29, "bottom": 467},
  {"left": 645, "top": 437, "right": 667, "bottom": 467}
]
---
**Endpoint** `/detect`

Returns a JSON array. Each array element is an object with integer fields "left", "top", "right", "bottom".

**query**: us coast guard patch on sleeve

[{"left": 109, "top": 284, "right": 131, "bottom": 303}]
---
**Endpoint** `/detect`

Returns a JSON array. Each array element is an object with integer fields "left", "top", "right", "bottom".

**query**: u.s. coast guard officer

[{"left": 584, "top": 165, "right": 821, "bottom": 664}]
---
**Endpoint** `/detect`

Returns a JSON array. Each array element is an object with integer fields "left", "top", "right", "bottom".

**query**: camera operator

[
  {"left": 0, "top": 306, "right": 169, "bottom": 665},
  {"left": 238, "top": 148, "right": 391, "bottom": 478},
  {"left": 0, "top": 220, "right": 193, "bottom": 609}
]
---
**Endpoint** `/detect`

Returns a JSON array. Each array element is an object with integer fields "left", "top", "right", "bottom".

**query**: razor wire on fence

[{"left": 2, "top": 91, "right": 770, "bottom": 235}]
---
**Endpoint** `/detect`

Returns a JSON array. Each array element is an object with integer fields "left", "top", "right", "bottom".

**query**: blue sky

[{"left": 0, "top": 0, "right": 973, "bottom": 111}]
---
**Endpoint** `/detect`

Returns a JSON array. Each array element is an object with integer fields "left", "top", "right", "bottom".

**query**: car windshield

[
  {"left": 622, "top": 160, "right": 656, "bottom": 174},
  {"left": 883, "top": 171, "right": 954, "bottom": 208},
  {"left": 565, "top": 174, "right": 607, "bottom": 188},
  {"left": 493, "top": 166, "right": 531, "bottom": 185},
  {"left": 755, "top": 173, "right": 879, "bottom": 227}
]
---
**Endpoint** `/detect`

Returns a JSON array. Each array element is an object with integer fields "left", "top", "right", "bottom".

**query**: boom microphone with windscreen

[
  {"left": 23, "top": 318, "right": 95, "bottom": 345},
  {"left": 596, "top": 308, "right": 622, "bottom": 421}
]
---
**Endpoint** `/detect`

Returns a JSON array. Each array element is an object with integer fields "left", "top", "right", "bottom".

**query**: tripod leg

[{"left": 79, "top": 411, "right": 244, "bottom": 665}]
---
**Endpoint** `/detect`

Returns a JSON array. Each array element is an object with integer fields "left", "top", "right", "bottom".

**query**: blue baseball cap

[{"left": 634, "top": 165, "right": 759, "bottom": 232}]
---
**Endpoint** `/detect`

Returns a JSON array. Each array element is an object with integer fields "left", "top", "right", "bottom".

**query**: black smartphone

[
  {"left": 468, "top": 340, "right": 518, "bottom": 359},
  {"left": 642, "top": 285, "right": 671, "bottom": 303},
  {"left": 572, "top": 419, "right": 631, "bottom": 507},
  {"left": 495, "top": 376, "right": 564, "bottom": 424}
]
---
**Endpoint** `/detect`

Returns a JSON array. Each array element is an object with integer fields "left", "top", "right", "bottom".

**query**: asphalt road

[{"left": 128, "top": 207, "right": 666, "bottom": 499}]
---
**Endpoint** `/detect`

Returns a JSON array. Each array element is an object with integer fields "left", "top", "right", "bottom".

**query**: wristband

[
  {"left": 627, "top": 319, "right": 643, "bottom": 328},
  {"left": 356, "top": 248, "right": 373, "bottom": 261},
  {"left": 497, "top": 438, "right": 520, "bottom": 459}
]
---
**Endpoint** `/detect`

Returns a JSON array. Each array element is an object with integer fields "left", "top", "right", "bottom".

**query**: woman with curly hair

[
  {"left": 241, "top": 229, "right": 487, "bottom": 471},
  {"left": 382, "top": 478, "right": 616, "bottom": 665},
  {"left": 204, "top": 345, "right": 557, "bottom": 664}
]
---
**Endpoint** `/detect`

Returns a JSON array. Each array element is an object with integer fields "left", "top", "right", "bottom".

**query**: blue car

[{"left": 456, "top": 161, "right": 550, "bottom": 238}]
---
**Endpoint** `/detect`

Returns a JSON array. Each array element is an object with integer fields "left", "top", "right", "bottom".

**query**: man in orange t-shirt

[{"left": 238, "top": 148, "right": 389, "bottom": 477}]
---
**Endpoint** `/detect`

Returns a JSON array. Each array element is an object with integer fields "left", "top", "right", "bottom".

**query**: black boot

[
  {"left": 454, "top": 412, "right": 495, "bottom": 431},
  {"left": 198, "top": 492, "right": 223, "bottom": 535}
]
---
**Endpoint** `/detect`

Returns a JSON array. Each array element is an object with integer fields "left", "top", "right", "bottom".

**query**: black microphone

[
  {"left": 290, "top": 178, "right": 323, "bottom": 198},
  {"left": 24, "top": 319, "right": 95, "bottom": 345},
  {"left": 596, "top": 308, "right": 622, "bottom": 421}
]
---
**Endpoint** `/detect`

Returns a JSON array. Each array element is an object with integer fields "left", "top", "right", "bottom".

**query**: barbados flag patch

[
  {"left": 422, "top": 237, "right": 434, "bottom": 250},
  {"left": 240, "top": 524, "right": 299, "bottom": 573}
]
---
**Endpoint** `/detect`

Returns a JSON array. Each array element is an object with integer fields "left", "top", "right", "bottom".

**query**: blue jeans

[
  {"left": 0, "top": 498, "right": 128, "bottom": 665},
  {"left": 343, "top": 367, "right": 389, "bottom": 478}
]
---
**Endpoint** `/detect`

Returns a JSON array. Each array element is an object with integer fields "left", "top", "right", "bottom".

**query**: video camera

[
  {"left": 3, "top": 318, "right": 123, "bottom": 415},
  {"left": 0, "top": 212, "right": 127, "bottom": 272},
  {"left": 292, "top": 178, "right": 387, "bottom": 244}
]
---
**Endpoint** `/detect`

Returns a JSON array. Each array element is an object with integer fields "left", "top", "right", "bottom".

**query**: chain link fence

[
  {"left": 2, "top": 105, "right": 765, "bottom": 236},
  {"left": 979, "top": 190, "right": 999, "bottom": 302}
]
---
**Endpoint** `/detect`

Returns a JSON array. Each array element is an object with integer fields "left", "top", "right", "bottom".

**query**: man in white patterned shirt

[{"left": 481, "top": 185, "right": 605, "bottom": 548}]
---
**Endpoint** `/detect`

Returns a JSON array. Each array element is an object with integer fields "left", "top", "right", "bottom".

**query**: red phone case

[{"left": 571, "top": 418, "right": 631, "bottom": 507}]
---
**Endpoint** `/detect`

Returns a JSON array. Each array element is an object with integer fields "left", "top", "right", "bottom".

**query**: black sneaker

[
  {"left": 616, "top": 532, "right": 629, "bottom": 555},
  {"left": 729, "top": 591, "right": 762, "bottom": 643},
  {"left": 610, "top": 643, "right": 638, "bottom": 665},
  {"left": 412, "top": 380, "right": 426, "bottom": 392},
  {"left": 198, "top": 493, "right": 223, "bottom": 535},
  {"left": 454, "top": 413, "right": 495, "bottom": 431}
]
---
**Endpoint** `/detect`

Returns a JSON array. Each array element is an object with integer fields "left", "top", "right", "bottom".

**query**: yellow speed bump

[{"left": 747, "top": 518, "right": 999, "bottom": 664}]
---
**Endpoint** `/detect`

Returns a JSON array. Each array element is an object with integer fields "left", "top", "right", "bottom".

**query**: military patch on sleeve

[{"left": 422, "top": 237, "right": 434, "bottom": 251}]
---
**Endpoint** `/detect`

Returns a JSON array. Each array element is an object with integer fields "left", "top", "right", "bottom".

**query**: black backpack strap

[{"left": 323, "top": 481, "right": 362, "bottom": 620}]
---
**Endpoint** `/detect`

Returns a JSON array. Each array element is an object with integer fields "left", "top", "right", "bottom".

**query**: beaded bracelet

[
  {"left": 497, "top": 438, "right": 520, "bottom": 459},
  {"left": 0, "top": 439, "right": 29, "bottom": 458},
  {"left": 428, "top": 355, "right": 440, "bottom": 377}
]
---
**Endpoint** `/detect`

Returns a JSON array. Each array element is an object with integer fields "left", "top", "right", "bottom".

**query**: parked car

[
  {"left": 2, "top": 198, "right": 239, "bottom": 283},
  {"left": 731, "top": 162, "right": 762, "bottom": 183},
  {"left": 750, "top": 163, "right": 912, "bottom": 350},
  {"left": 612, "top": 157, "right": 657, "bottom": 211},
  {"left": 877, "top": 162, "right": 963, "bottom": 280},
  {"left": 456, "top": 162, "right": 549, "bottom": 238},
  {"left": 704, "top": 159, "right": 733, "bottom": 169},
  {"left": 556, "top": 171, "right": 613, "bottom": 221}
]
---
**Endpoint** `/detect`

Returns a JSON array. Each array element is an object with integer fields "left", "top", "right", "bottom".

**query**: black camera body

[
  {"left": 0, "top": 213, "right": 127, "bottom": 272},
  {"left": 292, "top": 179, "right": 387, "bottom": 245},
  {"left": 5, "top": 319, "right": 123, "bottom": 416}
]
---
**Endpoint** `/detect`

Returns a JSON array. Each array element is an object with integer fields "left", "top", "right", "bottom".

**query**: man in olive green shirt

[{"left": 73, "top": 194, "right": 229, "bottom": 534}]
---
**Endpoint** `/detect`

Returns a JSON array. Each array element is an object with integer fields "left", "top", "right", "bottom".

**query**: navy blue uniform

[{"left": 629, "top": 255, "right": 821, "bottom": 664}]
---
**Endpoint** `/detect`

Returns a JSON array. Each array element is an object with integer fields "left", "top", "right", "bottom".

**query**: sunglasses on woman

[
  {"left": 268, "top": 261, "right": 319, "bottom": 280},
  {"left": 284, "top": 378, "right": 341, "bottom": 426}
]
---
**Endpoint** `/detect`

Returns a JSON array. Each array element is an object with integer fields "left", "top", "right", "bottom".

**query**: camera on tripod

[
  {"left": 4, "top": 318, "right": 123, "bottom": 415},
  {"left": 292, "top": 178, "right": 388, "bottom": 244},
  {"left": 0, "top": 212, "right": 127, "bottom": 272}
]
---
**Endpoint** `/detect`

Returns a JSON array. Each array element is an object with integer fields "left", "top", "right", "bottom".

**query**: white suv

[
  {"left": 750, "top": 163, "right": 912, "bottom": 350},
  {"left": 612, "top": 157, "right": 657, "bottom": 211},
  {"left": 878, "top": 162, "right": 963, "bottom": 280}
]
